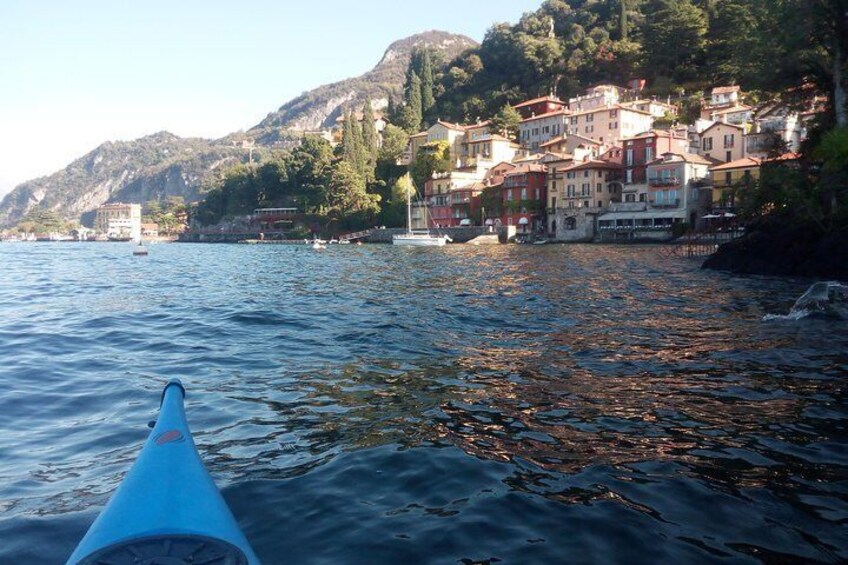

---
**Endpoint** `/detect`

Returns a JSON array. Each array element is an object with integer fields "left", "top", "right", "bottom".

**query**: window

[
  {"left": 610, "top": 109, "right": 618, "bottom": 118},
  {"left": 584, "top": 171, "right": 590, "bottom": 178},
  {"left": 521, "top": 188, "right": 527, "bottom": 200},
  {"left": 626, "top": 169, "right": 633, "bottom": 184},
  {"left": 726, "top": 151, "right": 732, "bottom": 162},
  {"left": 596, "top": 183, "right": 602, "bottom": 193},
  {"left": 587, "top": 113, "right": 594, "bottom": 123},
  {"left": 532, "top": 128, "right": 539, "bottom": 136},
  {"left": 703, "top": 137, "right": 713, "bottom": 151},
  {"left": 639, "top": 193, "right": 647, "bottom": 202},
  {"left": 507, "top": 189, "right": 513, "bottom": 201},
  {"left": 543, "top": 126, "right": 550, "bottom": 134},
  {"left": 598, "top": 201, "right": 602, "bottom": 208},
  {"left": 626, "top": 149, "right": 634, "bottom": 166},
  {"left": 584, "top": 200, "right": 590, "bottom": 208},
  {"left": 724, "top": 134, "right": 735, "bottom": 148},
  {"left": 725, "top": 172, "right": 732, "bottom": 185},
  {"left": 645, "top": 147, "right": 654, "bottom": 162}
]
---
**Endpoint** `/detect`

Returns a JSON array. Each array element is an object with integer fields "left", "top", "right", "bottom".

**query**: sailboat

[{"left": 393, "top": 175, "right": 450, "bottom": 247}]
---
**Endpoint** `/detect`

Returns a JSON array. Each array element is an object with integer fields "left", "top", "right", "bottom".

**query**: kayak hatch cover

[{"left": 66, "top": 380, "right": 261, "bottom": 564}]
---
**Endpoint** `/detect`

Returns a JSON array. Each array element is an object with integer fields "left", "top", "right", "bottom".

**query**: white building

[{"left": 95, "top": 203, "right": 142, "bottom": 241}]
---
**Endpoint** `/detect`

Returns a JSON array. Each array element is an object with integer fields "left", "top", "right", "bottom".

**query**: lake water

[{"left": 0, "top": 242, "right": 846, "bottom": 564}]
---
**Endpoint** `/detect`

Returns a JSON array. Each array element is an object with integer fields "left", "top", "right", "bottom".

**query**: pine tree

[{"left": 421, "top": 49, "right": 436, "bottom": 116}]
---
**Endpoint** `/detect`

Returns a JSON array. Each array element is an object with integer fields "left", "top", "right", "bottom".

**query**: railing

[
  {"left": 648, "top": 178, "right": 679, "bottom": 187},
  {"left": 651, "top": 198, "right": 681, "bottom": 208}
]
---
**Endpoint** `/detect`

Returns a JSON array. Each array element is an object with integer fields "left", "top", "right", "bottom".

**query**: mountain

[
  {"left": 253, "top": 30, "right": 477, "bottom": 132},
  {"left": 0, "top": 31, "right": 477, "bottom": 229},
  {"left": 0, "top": 132, "right": 248, "bottom": 228}
]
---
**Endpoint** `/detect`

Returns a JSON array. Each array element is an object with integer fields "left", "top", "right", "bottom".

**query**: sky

[{"left": 0, "top": 0, "right": 542, "bottom": 198}]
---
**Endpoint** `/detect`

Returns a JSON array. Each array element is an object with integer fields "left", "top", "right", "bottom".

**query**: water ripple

[{"left": 0, "top": 242, "right": 845, "bottom": 563}]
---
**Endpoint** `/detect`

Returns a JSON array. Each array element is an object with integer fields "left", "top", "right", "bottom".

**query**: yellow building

[
  {"left": 698, "top": 122, "right": 746, "bottom": 164},
  {"left": 566, "top": 105, "right": 655, "bottom": 146},
  {"left": 708, "top": 157, "right": 761, "bottom": 209}
]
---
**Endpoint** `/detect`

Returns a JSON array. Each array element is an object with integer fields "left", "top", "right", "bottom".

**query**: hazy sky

[{"left": 0, "top": 0, "right": 542, "bottom": 197}]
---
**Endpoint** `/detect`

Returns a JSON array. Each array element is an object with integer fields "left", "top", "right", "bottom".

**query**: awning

[
  {"left": 723, "top": 212, "right": 737, "bottom": 218},
  {"left": 599, "top": 210, "right": 687, "bottom": 222},
  {"left": 518, "top": 217, "right": 529, "bottom": 225},
  {"left": 702, "top": 214, "right": 721, "bottom": 219}
]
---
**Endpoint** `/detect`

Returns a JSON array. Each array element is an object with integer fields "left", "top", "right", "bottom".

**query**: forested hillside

[{"left": 425, "top": 0, "right": 845, "bottom": 124}]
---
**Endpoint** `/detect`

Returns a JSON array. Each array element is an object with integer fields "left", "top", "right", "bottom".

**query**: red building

[
  {"left": 513, "top": 96, "right": 567, "bottom": 120},
  {"left": 622, "top": 130, "right": 689, "bottom": 186},
  {"left": 501, "top": 164, "right": 547, "bottom": 234}
]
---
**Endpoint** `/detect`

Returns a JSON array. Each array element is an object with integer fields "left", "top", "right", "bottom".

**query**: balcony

[
  {"left": 648, "top": 177, "right": 680, "bottom": 187},
  {"left": 651, "top": 198, "right": 681, "bottom": 208}
]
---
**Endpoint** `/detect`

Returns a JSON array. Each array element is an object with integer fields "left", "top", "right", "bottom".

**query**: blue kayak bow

[{"left": 67, "top": 380, "right": 260, "bottom": 564}]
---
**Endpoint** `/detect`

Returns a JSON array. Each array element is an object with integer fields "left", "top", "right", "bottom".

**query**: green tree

[
  {"left": 641, "top": 0, "right": 708, "bottom": 83},
  {"left": 421, "top": 49, "right": 436, "bottom": 118},
  {"left": 400, "top": 71, "right": 423, "bottom": 134},
  {"left": 361, "top": 97, "right": 378, "bottom": 180},
  {"left": 326, "top": 160, "right": 380, "bottom": 220},
  {"left": 409, "top": 140, "right": 450, "bottom": 190},
  {"left": 489, "top": 104, "right": 522, "bottom": 141}
]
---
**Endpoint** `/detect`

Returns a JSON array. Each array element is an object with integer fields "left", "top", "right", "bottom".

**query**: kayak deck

[{"left": 77, "top": 534, "right": 249, "bottom": 564}]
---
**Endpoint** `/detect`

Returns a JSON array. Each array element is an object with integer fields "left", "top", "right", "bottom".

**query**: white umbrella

[
  {"left": 723, "top": 212, "right": 737, "bottom": 218},
  {"left": 702, "top": 214, "right": 721, "bottom": 219}
]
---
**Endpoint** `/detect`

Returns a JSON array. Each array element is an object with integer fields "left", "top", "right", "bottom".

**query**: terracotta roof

[
  {"left": 712, "top": 85, "right": 741, "bottom": 95},
  {"left": 463, "top": 133, "right": 515, "bottom": 144},
  {"left": 626, "top": 129, "right": 685, "bottom": 141},
  {"left": 562, "top": 160, "right": 623, "bottom": 173},
  {"left": 701, "top": 121, "right": 745, "bottom": 134},
  {"left": 648, "top": 152, "right": 714, "bottom": 166},
  {"left": 710, "top": 105, "right": 753, "bottom": 115},
  {"left": 566, "top": 133, "right": 603, "bottom": 145},
  {"left": 520, "top": 109, "right": 569, "bottom": 123},
  {"left": 709, "top": 157, "right": 762, "bottom": 172},
  {"left": 504, "top": 164, "right": 547, "bottom": 175},
  {"left": 513, "top": 96, "right": 565, "bottom": 109},
  {"left": 434, "top": 120, "right": 465, "bottom": 131},
  {"left": 540, "top": 135, "right": 568, "bottom": 148},
  {"left": 463, "top": 120, "right": 491, "bottom": 130}
]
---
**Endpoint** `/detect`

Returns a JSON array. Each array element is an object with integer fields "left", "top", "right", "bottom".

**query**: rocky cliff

[
  {"left": 0, "top": 31, "right": 477, "bottom": 228},
  {"left": 254, "top": 30, "right": 477, "bottom": 132}
]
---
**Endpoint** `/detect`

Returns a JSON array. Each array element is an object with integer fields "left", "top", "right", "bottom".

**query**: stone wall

[{"left": 552, "top": 209, "right": 598, "bottom": 242}]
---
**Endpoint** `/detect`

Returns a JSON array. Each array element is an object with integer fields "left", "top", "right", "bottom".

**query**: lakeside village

[
  {"left": 187, "top": 81, "right": 819, "bottom": 245},
  {"left": 1, "top": 82, "right": 820, "bottom": 246}
]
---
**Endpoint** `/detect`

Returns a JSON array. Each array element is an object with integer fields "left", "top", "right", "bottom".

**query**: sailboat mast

[{"left": 406, "top": 172, "right": 413, "bottom": 233}]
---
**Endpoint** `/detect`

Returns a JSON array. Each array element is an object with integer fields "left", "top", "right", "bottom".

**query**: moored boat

[
  {"left": 66, "top": 380, "right": 260, "bottom": 564},
  {"left": 393, "top": 173, "right": 450, "bottom": 247}
]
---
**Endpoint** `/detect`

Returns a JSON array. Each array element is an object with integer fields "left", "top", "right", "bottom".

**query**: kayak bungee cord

[{"left": 67, "top": 380, "right": 260, "bottom": 564}]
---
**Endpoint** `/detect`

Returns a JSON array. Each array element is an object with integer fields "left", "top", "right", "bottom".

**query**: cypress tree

[
  {"left": 620, "top": 0, "right": 628, "bottom": 41},
  {"left": 401, "top": 71, "right": 423, "bottom": 134},
  {"left": 361, "top": 97, "right": 378, "bottom": 180},
  {"left": 341, "top": 110, "right": 354, "bottom": 161},
  {"left": 421, "top": 50, "right": 436, "bottom": 115},
  {"left": 350, "top": 113, "right": 366, "bottom": 175}
]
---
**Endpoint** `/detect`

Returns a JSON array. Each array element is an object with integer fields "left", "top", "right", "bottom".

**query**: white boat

[
  {"left": 133, "top": 240, "right": 149, "bottom": 256},
  {"left": 393, "top": 175, "right": 450, "bottom": 247}
]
